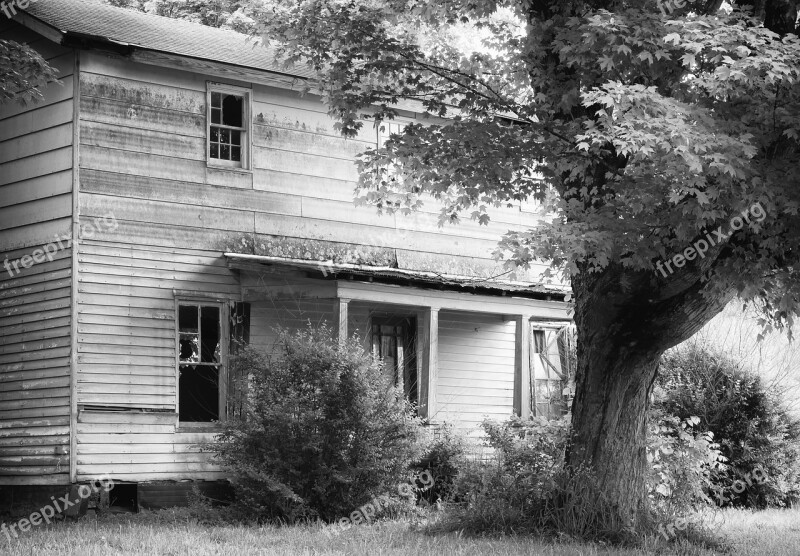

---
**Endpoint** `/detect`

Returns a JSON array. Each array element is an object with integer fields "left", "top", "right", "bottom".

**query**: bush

[
  {"left": 646, "top": 408, "right": 727, "bottom": 520},
  {"left": 656, "top": 343, "right": 800, "bottom": 508},
  {"left": 211, "top": 325, "right": 423, "bottom": 523},
  {"left": 445, "top": 413, "right": 719, "bottom": 540},
  {"left": 412, "top": 423, "right": 466, "bottom": 505}
]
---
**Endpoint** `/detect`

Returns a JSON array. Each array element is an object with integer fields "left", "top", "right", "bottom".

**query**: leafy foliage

[
  {"left": 411, "top": 423, "right": 466, "bottom": 505},
  {"left": 0, "top": 39, "right": 59, "bottom": 106},
  {"left": 249, "top": 1, "right": 799, "bottom": 325},
  {"left": 656, "top": 343, "right": 800, "bottom": 507},
  {"left": 443, "top": 416, "right": 632, "bottom": 540},
  {"left": 646, "top": 409, "right": 727, "bottom": 519},
  {"left": 211, "top": 325, "right": 423, "bottom": 522},
  {"left": 103, "top": 0, "right": 256, "bottom": 32},
  {"left": 483, "top": 415, "right": 570, "bottom": 492}
]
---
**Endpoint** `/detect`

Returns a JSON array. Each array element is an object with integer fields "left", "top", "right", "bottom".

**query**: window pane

[
  {"left": 220, "top": 128, "right": 230, "bottom": 143},
  {"left": 178, "top": 305, "right": 198, "bottom": 332},
  {"left": 231, "top": 146, "right": 241, "bottom": 161},
  {"left": 220, "top": 145, "right": 230, "bottom": 160},
  {"left": 231, "top": 130, "right": 241, "bottom": 146},
  {"left": 211, "top": 92, "right": 222, "bottom": 108},
  {"left": 200, "top": 306, "right": 220, "bottom": 363},
  {"left": 211, "top": 108, "right": 221, "bottom": 125},
  {"left": 532, "top": 330, "right": 546, "bottom": 353},
  {"left": 179, "top": 364, "right": 219, "bottom": 421},
  {"left": 210, "top": 144, "right": 219, "bottom": 158},
  {"left": 221, "top": 94, "right": 243, "bottom": 127},
  {"left": 180, "top": 333, "right": 200, "bottom": 363},
  {"left": 211, "top": 127, "right": 220, "bottom": 142}
]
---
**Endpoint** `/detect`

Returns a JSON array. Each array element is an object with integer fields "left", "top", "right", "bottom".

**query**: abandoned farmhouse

[{"left": 0, "top": 0, "right": 573, "bottom": 509}]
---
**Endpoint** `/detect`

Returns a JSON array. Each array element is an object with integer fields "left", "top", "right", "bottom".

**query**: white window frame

[
  {"left": 377, "top": 120, "right": 407, "bottom": 148},
  {"left": 175, "top": 298, "right": 230, "bottom": 426},
  {"left": 207, "top": 82, "right": 252, "bottom": 170}
]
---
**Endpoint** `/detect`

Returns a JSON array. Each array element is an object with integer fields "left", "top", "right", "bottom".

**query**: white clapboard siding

[
  {"left": 0, "top": 245, "right": 73, "bottom": 484},
  {"left": 435, "top": 311, "right": 517, "bottom": 438},
  {"left": 0, "top": 22, "right": 75, "bottom": 485},
  {"left": 75, "top": 419, "right": 224, "bottom": 481},
  {"left": 75, "top": 242, "right": 239, "bottom": 410},
  {"left": 249, "top": 298, "right": 336, "bottom": 353},
  {"left": 76, "top": 51, "right": 550, "bottom": 279}
]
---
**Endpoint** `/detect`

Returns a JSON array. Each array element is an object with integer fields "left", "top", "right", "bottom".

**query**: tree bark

[{"left": 566, "top": 264, "right": 734, "bottom": 533}]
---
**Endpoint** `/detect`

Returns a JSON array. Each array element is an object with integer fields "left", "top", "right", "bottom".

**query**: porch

[{"left": 226, "top": 254, "right": 574, "bottom": 438}]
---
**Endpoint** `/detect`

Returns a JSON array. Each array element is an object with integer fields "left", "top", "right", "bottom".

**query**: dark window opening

[
  {"left": 372, "top": 317, "right": 418, "bottom": 407},
  {"left": 209, "top": 91, "right": 245, "bottom": 164},
  {"left": 179, "top": 303, "right": 221, "bottom": 422}
]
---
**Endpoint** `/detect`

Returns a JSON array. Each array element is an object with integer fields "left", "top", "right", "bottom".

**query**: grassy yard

[{"left": 1, "top": 507, "right": 798, "bottom": 555}]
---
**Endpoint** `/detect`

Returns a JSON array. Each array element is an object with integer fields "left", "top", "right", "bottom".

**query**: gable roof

[{"left": 20, "top": 0, "right": 312, "bottom": 79}]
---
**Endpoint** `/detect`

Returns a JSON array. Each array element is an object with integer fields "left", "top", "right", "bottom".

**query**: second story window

[{"left": 207, "top": 83, "right": 250, "bottom": 169}]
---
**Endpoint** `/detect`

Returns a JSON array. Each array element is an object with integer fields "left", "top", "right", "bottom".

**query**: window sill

[
  {"left": 206, "top": 163, "right": 253, "bottom": 174},
  {"left": 177, "top": 422, "right": 224, "bottom": 433}
]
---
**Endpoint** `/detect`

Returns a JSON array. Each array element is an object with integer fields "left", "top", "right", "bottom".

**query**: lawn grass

[{"left": 1, "top": 507, "right": 797, "bottom": 555}]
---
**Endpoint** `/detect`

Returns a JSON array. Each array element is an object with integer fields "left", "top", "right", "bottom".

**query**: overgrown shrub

[
  {"left": 646, "top": 408, "right": 727, "bottom": 521},
  {"left": 211, "top": 325, "right": 423, "bottom": 523},
  {"left": 442, "top": 416, "right": 637, "bottom": 539},
  {"left": 656, "top": 343, "right": 800, "bottom": 508},
  {"left": 412, "top": 423, "right": 466, "bottom": 505}
]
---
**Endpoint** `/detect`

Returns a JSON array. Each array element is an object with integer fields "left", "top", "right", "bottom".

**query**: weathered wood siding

[
  {"left": 73, "top": 242, "right": 239, "bottom": 480},
  {"left": 435, "top": 311, "right": 517, "bottom": 437},
  {"left": 0, "top": 22, "right": 75, "bottom": 484}
]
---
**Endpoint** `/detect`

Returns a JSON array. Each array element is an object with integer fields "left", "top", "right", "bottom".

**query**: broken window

[
  {"left": 208, "top": 83, "right": 249, "bottom": 168},
  {"left": 371, "top": 317, "right": 418, "bottom": 408},
  {"left": 531, "top": 326, "right": 576, "bottom": 419},
  {"left": 178, "top": 303, "right": 223, "bottom": 422}
]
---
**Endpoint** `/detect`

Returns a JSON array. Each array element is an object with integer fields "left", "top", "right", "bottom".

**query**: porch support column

[
  {"left": 514, "top": 314, "right": 533, "bottom": 419},
  {"left": 334, "top": 298, "right": 350, "bottom": 345},
  {"left": 418, "top": 307, "right": 439, "bottom": 420}
]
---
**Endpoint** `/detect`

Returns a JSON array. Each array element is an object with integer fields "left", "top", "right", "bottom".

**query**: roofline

[
  {"left": 13, "top": 8, "right": 310, "bottom": 91},
  {"left": 224, "top": 253, "right": 569, "bottom": 301}
]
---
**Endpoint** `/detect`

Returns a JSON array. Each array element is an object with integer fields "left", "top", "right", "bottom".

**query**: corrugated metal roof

[
  {"left": 21, "top": 0, "right": 312, "bottom": 78},
  {"left": 225, "top": 253, "right": 569, "bottom": 299}
]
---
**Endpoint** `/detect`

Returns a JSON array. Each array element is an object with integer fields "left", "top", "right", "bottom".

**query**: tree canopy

[
  {"left": 104, "top": 0, "right": 256, "bottom": 32},
  {"left": 252, "top": 0, "right": 799, "bottom": 331}
]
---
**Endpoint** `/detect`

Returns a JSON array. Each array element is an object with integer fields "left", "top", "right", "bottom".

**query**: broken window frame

[
  {"left": 175, "top": 299, "right": 229, "bottom": 425},
  {"left": 207, "top": 82, "right": 251, "bottom": 170},
  {"left": 531, "top": 325, "right": 576, "bottom": 419}
]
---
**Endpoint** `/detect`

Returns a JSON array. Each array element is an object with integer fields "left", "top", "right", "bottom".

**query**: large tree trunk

[{"left": 566, "top": 265, "right": 734, "bottom": 533}]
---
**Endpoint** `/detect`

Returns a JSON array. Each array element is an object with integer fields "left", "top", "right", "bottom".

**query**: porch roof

[{"left": 224, "top": 253, "right": 569, "bottom": 302}]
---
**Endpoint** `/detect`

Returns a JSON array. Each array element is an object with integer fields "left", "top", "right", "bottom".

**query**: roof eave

[{"left": 224, "top": 253, "right": 569, "bottom": 302}]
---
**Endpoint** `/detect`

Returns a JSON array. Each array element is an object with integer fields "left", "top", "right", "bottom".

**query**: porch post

[
  {"left": 418, "top": 307, "right": 439, "bottom": 420},
  {"left": 514, "top": 314, "right": 532, "bottom": 419},
  {"left": 334, "top": 298, "right": 350, "bottom": 344}
]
